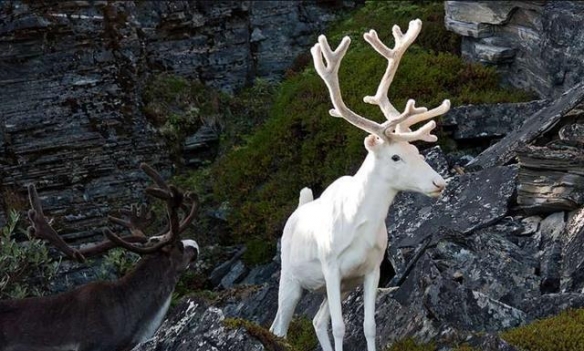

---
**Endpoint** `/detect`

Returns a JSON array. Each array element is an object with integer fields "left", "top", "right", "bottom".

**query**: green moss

[
  {"left": 243, "top": 237, "right": 277, "bottom": 267},
  {"left": 501, "top": 309, "right": 584, "bottom": 351},
  {"left": 223, "top": 318, "right": 292, "bottom": 351},
  {"left": 385, "top": 338, "right": 436, "bottom": 351},
  {"left": 288, "top": 317, "right": 319, "bottom": 351},
  {"left": 210, "top": 1, "right": 533, "bottom": 260},
  {"left": 142, "top": 73, "right": 230, "bottom": 156},
  {"left": 452, "top": 346, "right": 479, "bottom": 351}
]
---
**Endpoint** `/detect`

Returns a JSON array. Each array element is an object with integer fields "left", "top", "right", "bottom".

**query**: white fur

[
  {"left": 270, "top": 139, "right": 445, "bottom": 351},
  {"left": 134, "top": 295, "right": 172, "bottom": 344},
  {"left": 181, "top": 239, "right": 199, "bottom": 251},
  {"left": 270, "top": 20, "right": 449, "bottom": 351}
]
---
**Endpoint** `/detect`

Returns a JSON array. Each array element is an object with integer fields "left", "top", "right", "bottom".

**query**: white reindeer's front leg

[
  {"left": 363, "top": 267, "right": 380, "bottom": 351},
  {"left": 323, "top": 266, "right": 345, "bottom": 351}
]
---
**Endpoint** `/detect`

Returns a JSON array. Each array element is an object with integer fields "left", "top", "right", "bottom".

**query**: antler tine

[
  {"left": 26, "top": 184, "right": 86, "bottom": 262},
  {"left": 363, "top": 21, "right": 423, "bottom": 120},
  {"left": 311, "top": 35, "right": 389, "bottom": 139},
  {"left": 178, "top": 192, "right": 199, "bottom": 233},
  {"left": 140, "top": 163, "right": 170, "bottom": 191},
  {"left": 361, "top": 20, "right": 451, "bottom": 142},
  {"left": 108, "top": 203, "right": 155, "bottom": 237},
  {"left": 103, "top": 164, "right": 189, "bottom": 254},
  {"left": 395, "top": 100, "right": 451, "bottom": 133},
  {"left": 104, "top": 186, "right": 183, "bottom": 254}
]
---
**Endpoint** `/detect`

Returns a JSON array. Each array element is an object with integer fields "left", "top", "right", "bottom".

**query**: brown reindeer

[{"left": 0, "top": 163, "right": 200, "bottom": 351}]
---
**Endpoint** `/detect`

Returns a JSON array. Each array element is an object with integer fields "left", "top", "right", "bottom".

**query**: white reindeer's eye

[{"left": 391, "top": 155, "right": 401, "bottom": 162}]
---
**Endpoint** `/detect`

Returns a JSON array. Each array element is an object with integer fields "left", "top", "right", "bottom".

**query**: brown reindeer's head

[{"left": 27, "top": 163, "right": 200, "bottom": 272}]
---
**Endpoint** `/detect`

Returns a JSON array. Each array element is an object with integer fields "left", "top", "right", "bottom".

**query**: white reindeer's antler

[{"left": 311, "top": 19, "right": 451, "bottom": 143}]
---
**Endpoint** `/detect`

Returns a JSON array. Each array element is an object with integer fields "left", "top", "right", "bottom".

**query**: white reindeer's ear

[{"left": 364, "top": 134, "right": 383, "bottom": 152}]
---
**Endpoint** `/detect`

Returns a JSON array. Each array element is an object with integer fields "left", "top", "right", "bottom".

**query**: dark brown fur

[{"left": 0, "top": 243, "right": 197, "bottom": 351}]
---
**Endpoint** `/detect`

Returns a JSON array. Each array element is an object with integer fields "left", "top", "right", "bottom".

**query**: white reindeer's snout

[{"left": 428, "top": 176, "right": 446, "bottom": 197}]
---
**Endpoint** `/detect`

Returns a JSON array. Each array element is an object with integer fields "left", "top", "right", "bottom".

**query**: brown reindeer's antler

[
  {"left": 27, "top": 184, "right": 87, "bottom": 262},
  {"left": 311, "top": 19, "right": 451, "bottom": 143},
  {"left": 26, "top": 163, "right": 199, "bottom": 260},
  {"left": 102, "top": 163, "right": 199, "bottom": 254}
]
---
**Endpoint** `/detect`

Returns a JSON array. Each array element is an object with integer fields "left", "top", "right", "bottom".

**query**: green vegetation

[
  {"left": 386, "top": 338, "right": 436, "bottom": 351},
  {"left": 142, "top": 73, "right": 230, "bottom": 156},
  {"left": 101, "top": 247, "right": 139, "bottom": 276},
  {"left": 287, "top": 317, "right": 319, "bottom": 351},
  {"left": 210, "top": 0, "right": 534, "bottom": 264},
  {"left": 502, "top": 308, "right": 584, "bottom": 351},
  {"left": 0, "top": 210, "right": 59, "bottom": 299},
  {"left": 223, "top": 318, "right": 291, "bottom": 351},
  {"left": 223, "top": 316, "right": 317, "bottom": 351}
]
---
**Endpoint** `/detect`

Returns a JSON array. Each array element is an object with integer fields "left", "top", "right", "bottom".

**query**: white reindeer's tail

[{"left": 298, "top": 187, "right": 313, "bottom": 207}]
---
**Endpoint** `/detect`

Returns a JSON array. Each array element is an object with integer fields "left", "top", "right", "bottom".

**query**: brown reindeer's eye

[{"left": 391, "top": 155, "right": 401, "bottom": 162}]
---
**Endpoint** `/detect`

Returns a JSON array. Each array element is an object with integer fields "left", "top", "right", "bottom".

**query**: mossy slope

[{"left": 211, "top": 1, "right": 532, "bottom": 258}]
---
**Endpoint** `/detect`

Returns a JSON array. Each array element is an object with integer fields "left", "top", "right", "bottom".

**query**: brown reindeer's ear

[{"left": 364, "top": 134, "right": 383, "bottom": 152}]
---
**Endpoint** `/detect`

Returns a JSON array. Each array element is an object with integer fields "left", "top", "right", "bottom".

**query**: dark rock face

[
  {"left": 441, "top": 100, "right": 549, "bottom": 141},
  {"left": 445, "top": 1, "right": 584, "bottom": 98},
  {"left": 0, "top": 0, "right": 352, "bottom": 239},
  {"left": 0, "top": 1, "right": 172, "bottom": 241},
  {"left": 467, "top": 82, "right": 584, "bottom": 170},
  {"left": 387, "top": 165, "right": 518, "bottom": 266}
]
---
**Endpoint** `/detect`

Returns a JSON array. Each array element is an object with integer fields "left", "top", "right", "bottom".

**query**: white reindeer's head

[
  {"left": 311, "top": 19, "right": 449, "bottom": 198},
  {"left": 364, "top": 135, "right": 445, "bottom": 197}
]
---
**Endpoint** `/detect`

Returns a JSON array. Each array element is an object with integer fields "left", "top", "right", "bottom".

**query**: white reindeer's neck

[{"left": 351, "top": 153, "right": 398, "bottom": 220}]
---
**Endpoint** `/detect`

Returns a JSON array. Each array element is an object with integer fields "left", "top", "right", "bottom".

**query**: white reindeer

[{"left": 269, "top": 19, "right": 450, "bottom": 351}]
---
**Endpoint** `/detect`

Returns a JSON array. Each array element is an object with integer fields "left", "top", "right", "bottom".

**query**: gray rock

[
  {"left": 220, "top": 260, "right": 249, "bottom": 289},
  {"left": 441, "top": 100, "right": 549, "bottom": 141},
  {"left": 182, "top": 125, "right": 220, "bottom": 167},
  {"left": 560, "top": 207, "right": 584, "bottom": 292},
  {"left": 559, "top": 123, "right": 584, "bottom": 145},
  {"left": 422, "top": 146, "right": 450, "bottom": 178},
  {"left": 424, "top": 279, "right": 527, "bottom": 332},
  {"left": 521, "top": 293, "right": 584, "bottom": 320},
  {"left": 387, "top": 165, "right": 518, "bottom": 273},
  {"left": 445, "top": 1, "right": 584, "bottom": 98},
  {"left": 209, "top": 247, "right": 246, "bottom": 289},
  {"left": 463, "top": 333, "right": 520, "bottom": 351},
  {"left": 132, "top": 297, "right": 265, "bottom": 351},
  {"left": 468, "top": 82, "right": 584, "bottom": 170},
  {"left": 429, "top": 226, "right": 540, "bottom": 307},
  {"left": 0, "top": 0, "right": 355, "bottom": 249},
  {"left": 240, "top": 263, "right": 279, "bottom": 286}
]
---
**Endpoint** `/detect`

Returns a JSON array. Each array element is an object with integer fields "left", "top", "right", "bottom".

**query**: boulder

[
  {"left": 133, "top": 297, "right": 266, "bottom": 351},
  {"left": 441, "top": 100, "right": 549, "bottom": 141},
  {"left": 467, "top": 82, "right": 584, "bottom": 170},
  {"left": 560, "top": 207, "right": 584, "bottom": 292},
  {"left": 387, "top": 165, "right": 518, "bottom": 272}
]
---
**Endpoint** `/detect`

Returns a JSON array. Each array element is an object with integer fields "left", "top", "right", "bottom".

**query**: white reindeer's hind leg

[
  {"left": 313, "top": 298, "right": 333, "bottom": 351},
  {"left": 363, "top": 267, "right": 380, "bottom": 351},
  {"left": 270, "top": 275, "right": 302, "bottom": 337}
]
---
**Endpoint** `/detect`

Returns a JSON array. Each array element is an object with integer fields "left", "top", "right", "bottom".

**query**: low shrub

[{"left": 0, "top": 210, "right": 59, "bottom": 299}]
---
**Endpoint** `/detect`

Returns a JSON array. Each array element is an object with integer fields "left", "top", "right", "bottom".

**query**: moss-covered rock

[{"left": 502, "top": 308, "right": 584, "bottom": 351}]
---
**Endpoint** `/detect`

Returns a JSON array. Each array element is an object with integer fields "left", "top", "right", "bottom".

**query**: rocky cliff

[
  {"left": 0, "top": 0, "right": 353, "bottom": 239},
  {"left": 445, "top": 1, "right": 584, "bottom": 98}
]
